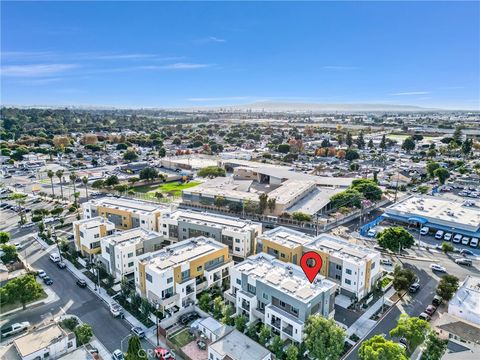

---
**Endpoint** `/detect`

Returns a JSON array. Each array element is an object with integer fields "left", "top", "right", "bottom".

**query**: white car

[
  {"left": 367, "top": 228, "right": 377, "bottom": 237},
  {"left": 462, "top": 237, "right": 471, "bottom": 246},
  {"left": 49, "top": 253, "right": 61, "bottom": 262},
  {"left": 13, "top": 242, "right": 23, "bottom": 250},
  {"left": 420, "top": 227, "right": 430, "bottom": 235},
  {"left": 112, "top": 349, "right": 124, "bottom": 360},
  {"left": 453, "top": 234, "right": 463, "bottom": 243},
  {"left": 444, "top": 233, "right": 453, "bottom": 241},
  {"left": 37, "top": 270, "right": 47, "bottom": 278},
  {"left": 435, "top": 230, "right": 444, "bottom": 239},
  {"left": 470, "top": 238, "right": 479, "bottom": 248},
  {"left": 430, "top": 264, "right": 447, "bottom": 273}
]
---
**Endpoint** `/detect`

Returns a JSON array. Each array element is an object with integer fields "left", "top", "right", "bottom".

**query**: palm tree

[
  {"left": 82, "top": 176, "right": 89, "bottom": 201},
  {"left": 69, "top": 172, "right": 78, "bottom": 205},
  {"left": 47, "top": 170, "right": 55, "bottom": 197},
  {"left": 56, "top": 169, "right": 64, "bottom": 199}
]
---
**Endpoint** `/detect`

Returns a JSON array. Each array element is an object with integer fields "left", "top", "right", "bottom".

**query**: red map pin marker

[{"left": 300, "top": 251, "right": 323, "bottom": 283}]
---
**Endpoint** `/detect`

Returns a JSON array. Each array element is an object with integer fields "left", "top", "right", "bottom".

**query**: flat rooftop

[
  {"left": 75, "top": 216, "right": 113, "bottom": 229},
  {"left": 139, "top": 237, "right": 227, "bottom": 272},
  {"left": 14, "top": 324, "right": 70, "bottom": 357},
  {"left": 306, "top": 233, "right": 378, "bottom": 264},
  {"left": 235, "top": 253, "right": 336, "bottom": 303},
  {"left": 165, "top": 210, "right": 260, "bottom": 232},
  {"left": 183, "top": 177, "right": 260, "bottom": 202},
  {"left": 287, "top": 186, "right": 344, "bottom": 215},
  {"left": 259, "top": 226, "right": 313, "bottom": 249},
  {"left": 449, "top": 275, "right": 480, "bottom": 316},
  {"left": 102, "top": 228, "right": 161, "bottom": 247},
  {"left": 267, "top": 179, "right": 316, "bottom": 204},
  {"left": 385, "top": 195, "right": 480, "bottom": 231},
  {"left": 209, "top": 329, "right": 271, "bottom": 360},
  {"left": 87, "top": 197, "right": 165, "bottom": 214}
]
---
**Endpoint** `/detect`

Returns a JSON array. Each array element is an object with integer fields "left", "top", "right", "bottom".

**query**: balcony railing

[
  {"left": 158, "top": 293, "right": 179, "bottom": 307},
  {"left": 271, "top": 319, "right": 281, "bottom": 330},
  {"left": 224, "top": 292, "right": 236, "bottom": 304},
  {"left": 241, "top": 301, "right": 250, "bottom": 311},
  {"left": 283, "top": 325, "right": 293, "bottom": 336}
]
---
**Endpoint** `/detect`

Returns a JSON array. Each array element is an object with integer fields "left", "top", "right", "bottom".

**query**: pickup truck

[{"left": 0, "top": 322, "right": 30, "bottom": 338}]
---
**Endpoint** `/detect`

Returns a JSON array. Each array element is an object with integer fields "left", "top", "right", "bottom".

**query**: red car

[
  {"left": 154, "top": 347, "right": 175, "bottom": 360},
  {"left": 425, "top": 305, "right": 437, "bottom": 316}
]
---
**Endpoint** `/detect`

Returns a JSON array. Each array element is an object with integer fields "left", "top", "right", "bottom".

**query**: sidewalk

[{"left": 346, "top": 287, "right": 396, "bottom": 338}]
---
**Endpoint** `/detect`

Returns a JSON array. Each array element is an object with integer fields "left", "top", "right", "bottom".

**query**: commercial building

[
  {"left": 305, "top": 234, "right": 381, "bottom": 300},
  {"left": 448, "top": 275, "right": 480, "bottom": 325},
  {"left": 135, "top": 237, "right": 232, "bottom": 314},
  {"left": 73, "top": 217, "right": 115, "bottom": 257},
  {"left": 99, "top": 228, "right": 165, "bottom": 281},
  {"left": 227, "top": 253, "right": 337, "bottom": 343},
  {"left": 82, "top": 197, "right": 166, "bottom": 232},
  {"left": 208, "top": 329, "right": 272, "bottom": 360},
  {"left": 12, "top": 324, "right": 76, "bottom": 360},
  {"left": 158, "top": 210, "right": 262, "bottom": 262},
  {"left": 257, "top": 226, "right": 313, "bottom": 265},
  {"left": 383, "top": 195, "right": 480, "bottom": 238}
]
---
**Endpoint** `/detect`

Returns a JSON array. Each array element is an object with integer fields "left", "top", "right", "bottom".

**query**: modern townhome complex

[
  {"left": 82, "top": 197, "right": 166, "bottom": 232},
  {"left": 158, "top": 209, "right": 262, "bottom": 262},
  {"left": 304, "top": 234, "right": 381, "bottom": 300},
  {"left": 73, "top": 216, "right": 115, "bottom": 257},
  {"left": 99, "top": 228, "right": 165, "bottom": 281},
  {"left": 135, "top": 237, "right": 232, "bottom": 315},
  {"left": 226, "top": 253, "right": 337, "bottom": 343},
  {"left": 257, "top": 226, "right": 313, "bottom": 265}
]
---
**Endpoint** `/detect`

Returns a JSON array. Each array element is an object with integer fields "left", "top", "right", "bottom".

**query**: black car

[
  {"left": 43, "top": 276, "right": 53, "bottom": 285},
  {"left": 76, "top": 279, "right": 87, "bottom": 288},
  {"left": 57, "top": 261, "right": 66, "bottom": 269}
]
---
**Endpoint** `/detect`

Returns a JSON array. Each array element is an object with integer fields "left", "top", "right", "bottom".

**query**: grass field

[
  {"left": 169, "top": 328, "right": 195, "bottom": 348},
  {"left": 132, "top": 181, "right": 201, "bottom": 198}
]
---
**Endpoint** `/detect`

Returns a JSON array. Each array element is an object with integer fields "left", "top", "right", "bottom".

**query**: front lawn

[
  {"left": 132, "top": 181, "right": 201, "bottom": 198},
  {"left": 169, "top": 328, "right": 195, "bottom": 348},
  {"left": 1, "top": 289, "right": 48, "bottom": 313}
]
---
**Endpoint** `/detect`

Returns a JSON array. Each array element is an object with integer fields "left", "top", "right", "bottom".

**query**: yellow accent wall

[
  {"left": 261, "top": 239, "right": 303, "bottom": 265},
  {"left": 190, "top": 247, "right": 230, "bottom": 278},
  {"left": 309, "top": 249, "right": 330, "bottom": 277},
  {"left": 365, "top": 259, "right": 372, "bottom": 292},
  {"left": 97, "top": 206, "right": 132, "bottom": 229},
  {"left": 81, "top": 245, "right": 101, "bottom": 255},
  {"left": 74, "top": 224, "right": 81, "bottom": 248},
  {"left": 138, "top": 262, "right": 146, "bottom": 296}
]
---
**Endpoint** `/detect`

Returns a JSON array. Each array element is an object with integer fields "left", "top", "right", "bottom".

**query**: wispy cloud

[
  {"left": 2, "top": 51, "right": 185, "bottom": 62},
  {"left": 322, "top": 65, "right": 358, "bottom": 70},
  {"left": 1, "top": 64, "right": 79, "bottom": 77},
  {"left": 196, "top": 36, "right": 227, "bottom": 44},
  {"left": 155, "top": 63, "right": 211, "bottom": 70},
  {"left": 390, "top": 91, "right": 430, "bottom": 96}
]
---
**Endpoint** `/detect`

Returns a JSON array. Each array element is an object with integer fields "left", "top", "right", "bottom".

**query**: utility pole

[{"left": 394, "top": 172, "right": 400, "bottom": 203}]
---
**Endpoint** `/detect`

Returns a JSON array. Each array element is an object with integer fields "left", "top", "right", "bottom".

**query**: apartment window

[
  {"left": 146, "top": 273, "right": 152, "bottom": 283},
  {"left": 210, "top": 354, "right": 214, "bottom": 360},
  {"left": 279, "top": 300, "right": 286, "bottom": 308},
  {"left": 263, "top": 293, "right": 268, "bottom": 300},
  {"left": 181, "top": 269, "right": 190, "bottom": 281},
  {"left": 336, "top": 264, "right": 342, "bottom": 270},
  {"left": 335, "top": 274, "right": 341, "bottom": 280},
  {"left": 90, "top": 241, "right": 100, "bottom": 249},
  {"left": 163, "top": 224, "right": 167, "bottom": 228},
  {"left": 346, "top": 269, "right": 352, "bottom": 275},
  {"left": 167, "top": 277, "right": 173, "bottom": 284},
  {"left": 163, "top": 232, "right": 167, "bottom": 236},
  {"left": 128, "top": 262, "right": 134, "bottom": 267},
  {"left": 236, "top": 279, "right": 241, "bottom": 285},
  {"left": 94, "top": 233, "right": 100, "bottom": 239},
  {"left": 280, "top": 253, "right": 286, "bottom": 258},
  {"left": 235, "top": 238, "right": 240, "bottom": 243},
  {"left": 107, "top": 230, "right": 114, "bottom": 235},
  {"left": 80, "top": 231, "right": 84, "bottom": 238},
  {"left": 235, "top": 247, "right": 241, "bottom": 252},
  {"left": 128, "top": 253, "right": 134, "bottom": 258},
  {"left": 67, "top": 341, "right": 73, "bottom": 348},
  {"left": 345, "top": 279, "right": 351, "bottom": 285},
  {"left": 371, "top": 262, "right": 376, "bottom": 269},
  {"left": 44, "top": 353, "right": 49, "bottom": 358},
  {"left": 247, "top": 283, "right": 256, "bottom": 295},
  {"left": 105, "top": 247, "right": 110, "bottom": 254},
  {"left": 141, "top": 220, "right": 145, "bottom": 224},
  {"left": 292, "top": 307, "right": 299, "bottom": 315}
]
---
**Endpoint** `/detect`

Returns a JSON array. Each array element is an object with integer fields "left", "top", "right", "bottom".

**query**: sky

[{"left": 1, "top": 1, "right": 479, "bottom": 110}]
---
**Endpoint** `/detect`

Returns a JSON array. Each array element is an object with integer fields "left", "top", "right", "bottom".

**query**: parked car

[
  {"left": 435, "top": 230, "right": 444, "bottom": 240},
  {"left": 444, "top": 233, "right": 453, "bottom": 241},
  {"left": 131, "top": 327, "right": 145, "bottom": 338},
  {"left": 420, "top": 227, "right": 430, "bottom": 235},
  {"left": 57, "top": 261, "right": 66, "bottom": 269},
  {"left": 419, "top": 312, "right": 431, "bottom": 321},
  {"left": 13, "top": 242, "right": 23, "bottom": 251},
  {"left": 432, "top": 295, "right": 443, "bottom": 307},
  {"left": 110, "top": 303, "right": 124, "bottom": 318},
  {"left": 367, "top": 228, "right": 377, "bottom": 237},
  {"left": 430, "top": 264, "right": 447, "bottom": 272},
  {"left": 460, "top": 249, "right": 474, "bottom": 256},
  {"left": 462, "top": 237, "right": 471, "bottom": 246},
  {"left": 453, "top": 234, "right": 463, "bottom": 243},
  {"left": 0, "top": 322, "right": 30, "bottom": 338},
  {"left": 471, "top": 238, "right": 479, "bottom": 248},
  {"left": 154, "top": 347, "right": 175, "bottom": 360},
  {"left": 37, "top": 269, "right": 47, "bottom": 278},
  {"left": 455, "top": 258, "right": 473, "bottom": 266},
  {"left": 380, "top": 259, "right": 393, "bottom": 266},
  {"left": 409, "top": 283, "right": 420, "bottom": 293},
  {"left": 112, "top": 349, "right": 124, "bottom": 360},
  {"left": 43, "top": 276, "right": 53, "bottom": 285},
  {"left": 76, "top": 279, "right": 87, "bottom": 288},
  {"left": 425, "top": 305, "right": 437, "bottom": 316},
  {"left": 49, "top": 253, "right": 61, "bottom": 262}
]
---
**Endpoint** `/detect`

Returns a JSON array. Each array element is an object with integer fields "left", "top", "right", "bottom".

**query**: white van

[
  {"left": 470, "top": 238, "right": 479, "bottom": 248},
  {"left": 420, "top": 227, "right": 430, "bottom": 235},
  {"left": 453, "top": 234, "right": 463, "bottom": 243},
  {"left": 49, "top": 253, "right": 61, "bottom": 262},
  {"left": 435, "top": 230, "right": 444, "bottom": 239},
  {"left": 462, "top": 237, "right": 471, "bottom": 246}
]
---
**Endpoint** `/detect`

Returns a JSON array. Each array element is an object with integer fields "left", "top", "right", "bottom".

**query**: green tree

[
  {"left": 304, "top": 315, "right": 345, "bottom": 360},
  {"left": 356, "top": 131, "right": 366, "bottom": 149},
  {"left": 258, "top": 324, "right": 271, "bottom": 347},
  {"left": 436, "top": 275, "right": 459, "bottom": 301},
  {"left": 158, "top": 147, "right": 166, "bottom": 157},
  {"left": 390, "top": 314, "right": 429, "bottom": 351},
  {"left": 392, "top": 265, "right": 416, "bottom": 293},
  {"left": 426, "top": 162, "right": 440, "bottom": 178},
  {"left": 82, "top": 176, "right": 89, "bottom": 201},
  {"left": 47, "top": 169, "right": 55, "bottom": 196},
  {"left": 269, "top": 335, "right": 284, "bottom": 359},
  {"left": 453, "top": 126, "right": 463, "bottom": 144},
  {"left": 351, "top": 179, "right": 383, "bottom": 201},
  {"left": 61, "top": 317, "right": 79, "bottom": 331},
  {"left": 1, "top": 244, "right": 18, "bottom": 263},
  {"left": 246, "top": 323, "right": 257, "bottom": 340},
  {"left": 2, "top": 274, "right": 43, "bottom": 309},
  {"left": 434, "top": 168, "right": 450, "bottom": 185},
  {"left": 377, "top": 227, "right": 415, "bottom": 252},
  {"left": 259, "top": 193, "right": 268, "bottom": 214},
  {"left": 91, "top": 179, "right": 105, "bottom": 189},
  {"left": 462, "top": 138, "right": 473, "bottom": 156},
  {"left": 441, "top": 242, "right": 454, "bottom": 254},
  {"left": 235, "top": 314, "right": 247, "bottom": 333},
  {"left": 74, "top": 323, "right": 93, "bottom": 345},
  {"left": 125, "top": 335, "right": 146, "bottom": 360},
  {"left": 277, "top": 144, "right": 291, "bottom": 154},
  {"left": 105, "top": 175, "right": 119, "bottom": 186},
  {"left": 123, "top": 149, "right": 139, "bottom": 162},
  {"left": 368, "top": 139, "right": 375, "bottom": 149},
  {"left": 346, "top": 132, "right": 353, "bottom": 147},
  {"left": 285, "top": 344, "right": 299, "bottom": 360},
  {"left": 56, "top": 169, "right": 64, "bottom": 199},
  {"left": 359, "top": 335, "right": 407, "bottom": 360},
  {"left": 139, "top": 167, "right": 158, "bottom": 182},
  {"left": 69, "top": 172, "right": 78, "bottom": 205},
  {"left": 292, "top": 211, "right": 312, "bottom": 222},
  {"left": 198, "top": 293, "right": 210, "bottom": 312},
  {"left": 421, "top": 331, "right": 448, "bottom": 360},
  {"left": 331, "top": 188, "right": 364, "bottom": 209},
  {"left": 213, "top": 296, "right": 223, "bottom": 319},
  {"left": 214, "top": 196, "right": 226, "bottom": 208},
  {"left": 267, "top": 197, "right": 276, "bottom": 213},
  {"left": 402, "top": 137, "right": 416, "bottom": 152},
  {"left": 345, "top": 148, "right": 360, "bottom": 161},
  {"left": 197, "top": 166, "right": 226, "bottom": 178},
  {"left": 380, "top": 134, "right": 387, "bottom": 151},
  {"left": 0, "top": 231, "right": 10, "bottom": 244},
  {"left": 221, "top": 304, "right": 234, "bottom": 325},
  {"left": 417, "top": 185, "right": 430, "bottom": 194}
]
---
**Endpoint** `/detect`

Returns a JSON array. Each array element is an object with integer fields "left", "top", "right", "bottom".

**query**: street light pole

[{"left": 155, "top": 302, "right": 160, "bottom": 346}]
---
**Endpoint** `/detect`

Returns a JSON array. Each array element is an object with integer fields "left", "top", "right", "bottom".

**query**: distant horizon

[{"left": 1, "top": 2, "right": 479, "bottom": 110}]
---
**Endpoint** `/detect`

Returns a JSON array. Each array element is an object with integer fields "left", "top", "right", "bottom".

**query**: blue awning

[{"left": 408, "top": 217, "right": 428, "bottom": 224}]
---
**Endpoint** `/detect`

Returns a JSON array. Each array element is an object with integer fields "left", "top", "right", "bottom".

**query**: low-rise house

[
  {"left": 227, "top": 253, "right": 337, "bottom": 343},
  {"left": 435, "top": 313, "right": 480, "bottom": 359},
  {"left": 135, "top": 237, "right": 232, "bottom": 315},
  {"left": 208, "top": 329, "right": 272, "bottom": 360},
  {"left": 73, "top": 217, "right": 115, "bottom": 258},
  {"left": 158, "top": 210, "right": 262, "bottom": 262},
  {"left": 448, "top": 275, "right": 480, "bottom": 325}
]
